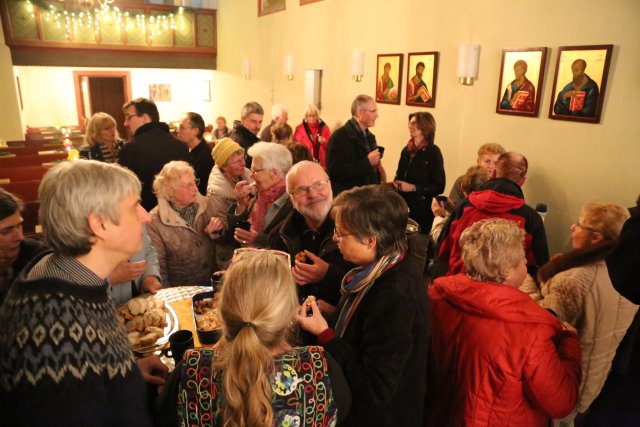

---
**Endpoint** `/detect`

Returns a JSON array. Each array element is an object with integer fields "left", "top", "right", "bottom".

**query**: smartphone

[
  {"left": 236, "top": 220, "right": 251, "bottom": 231},
  {"left": 435, "top": 195, "right": 448, "bottom": 204}
]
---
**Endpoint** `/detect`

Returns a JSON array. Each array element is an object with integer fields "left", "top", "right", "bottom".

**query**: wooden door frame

[{"left": 73, "top": 70, "right": 132, "bottom": 131}]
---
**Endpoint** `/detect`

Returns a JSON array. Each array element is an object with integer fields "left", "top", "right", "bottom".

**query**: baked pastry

[
  {"left": 295, "top": 251, "right": 308, "bottom": 264},
  {"left": 304, "top": 295, "right": 316, "bottom": 306},
  {"left": 127, "top": 332, "right": 140, "bottom": 346}
]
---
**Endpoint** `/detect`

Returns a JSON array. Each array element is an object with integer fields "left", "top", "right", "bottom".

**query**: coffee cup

[{"left": 163, "top": 330, "right": 194, "bottom": 363}]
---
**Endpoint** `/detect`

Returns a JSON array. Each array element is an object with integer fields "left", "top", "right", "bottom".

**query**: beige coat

[
  {"left": 521, "top": 261, "right": 638, "bottom": 413},
  {"left": 148, "top": 194, "right": 216, "bottom": 287}
]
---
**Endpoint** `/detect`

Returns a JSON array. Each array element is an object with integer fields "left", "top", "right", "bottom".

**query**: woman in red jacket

[
  {"left": 293, "top": 104, "right": 332, "bottom": 167},
  {"left": 428, "top": 218, "right": 581, "bottom": 426}
]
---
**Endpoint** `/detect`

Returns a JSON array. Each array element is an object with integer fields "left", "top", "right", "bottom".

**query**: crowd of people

[{"left": 0, "top": 93, "right": 638, "bottom": 427}]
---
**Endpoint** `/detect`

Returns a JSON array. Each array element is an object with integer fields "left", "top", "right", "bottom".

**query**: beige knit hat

[{"left": 212, "top": 137, "right": 243, "bottom": 166}]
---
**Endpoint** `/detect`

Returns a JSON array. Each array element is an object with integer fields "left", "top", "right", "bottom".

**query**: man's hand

[
  {"left": 367, "top": 149, "right": 381, "bottom": 166},
  {"left": 141, "top": 276, "right": 162, "bottom": 294},
  {"left": 136, "top": 355, "right": 168, "bottom": 385},
  {"left": 297, "top": 300, "right": 329, "bottom": 336},
  {"left": 394, "top": 180, "right": 415, "bottom": 193},
  {"left": 109, "top": 260, "right": 147, "bottom": 284},
  {"left": 292, "top": 251, "right": 329, "bottom": 285}
]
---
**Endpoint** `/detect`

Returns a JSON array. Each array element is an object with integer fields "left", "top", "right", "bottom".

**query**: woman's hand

[
  {"left": 234, "top": 227, "right": 258, "bottom": 246},
  {"left": 109, "top": 260, "right": 147, "bottom": 284},
  {"left": 234, "top": 180, "right": 254, "bottom": 214},
  {"left": 297, "top": 300, "right": 329, "bottom": 336},
  {"left": 204, "top": 217, "right": 224, "bottom": 238},
  {"left": 141, "top": 276, "right": 162, "bottom": 294},
  {"left": 431, "top": 197, "right": 447, "bottom": 217}
]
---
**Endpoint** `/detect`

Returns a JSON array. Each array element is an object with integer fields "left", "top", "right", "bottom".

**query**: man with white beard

[{"left": 269, "top": 161, "right": 352, "bottom": 312}]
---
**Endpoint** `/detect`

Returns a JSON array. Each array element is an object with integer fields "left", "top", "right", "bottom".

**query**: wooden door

[{"left": 89, "top": 77, "right": 127, "bottom": 139}]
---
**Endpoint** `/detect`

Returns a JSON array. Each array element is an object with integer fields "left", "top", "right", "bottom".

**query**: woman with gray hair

[
  {"left": 298, "top": 184, "right": 430, "bottom": 426},
  {"left": 427, "top": 218, "right": 581, "bottom": 425},
  {"left": 148, "top": 161, "right": 217, "bottom": 286},
  {"left": 293, "top": 104, "right": 332, "bottom": 167},
  {"left": 207, "top": 142, "right": 293, "bottom": 256}
]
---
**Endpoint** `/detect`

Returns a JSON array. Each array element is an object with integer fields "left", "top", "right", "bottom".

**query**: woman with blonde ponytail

[{"left": 158, "top": 250, "right": 350, "bottom": 427}]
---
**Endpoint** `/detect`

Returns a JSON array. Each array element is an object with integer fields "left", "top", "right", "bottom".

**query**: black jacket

[
  {"left": 323, "top": 256, "right": 430, "bottom": 427},
  {"left": 326, "top": 118, "right": 380, "bottom": 195},
  {"left": 229, "top": 121, "right": 259, "bottom": 167},
  {"left": 268, "top": 210, "right": 353, "bottom": 306},
  {"left": 188, "top": 139, "right": 214, "bottom": 195},
  {"left": 394, "top": 143, "right": 446, "bottom": 233},
  {"left": 119, "top": 122, "right": 189, "bottom": 211}
]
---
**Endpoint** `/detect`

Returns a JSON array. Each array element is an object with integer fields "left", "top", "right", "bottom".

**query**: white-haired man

[
  {"left": 260, "top": 103, "right": 289, "bottom": 142},
  {"left": 0, "top": 160, "right": 167, "bottom": 427},
  {"left": 269, "top": 161, "right": 352, "bottom": 311}
]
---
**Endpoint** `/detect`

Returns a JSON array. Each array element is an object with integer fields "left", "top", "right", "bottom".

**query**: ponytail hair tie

[{"left": 240, "top": 321, "right": 257, "bottom": 331}]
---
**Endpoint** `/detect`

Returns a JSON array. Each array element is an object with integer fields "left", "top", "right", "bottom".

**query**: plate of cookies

[{"left": 116, "top": 295, "right": 179, "bottom": 353}]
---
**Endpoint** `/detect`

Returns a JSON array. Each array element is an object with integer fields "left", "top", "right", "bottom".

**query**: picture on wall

[
  {"left": 301, "top": 0, "right": 323, "bottom": 5},
  {"left": 496, "top": 47, "right": 547, "bottom": 117},
  {"left": 375, "top": 54, "right": 403, "bottom": 105},
  {"left": 259, "top": 0, "right": 285, "bottom": 17},
  {"left": 549, "top": 45, "right": 613, "bottom": 124},
  {"left": 406, "top": 52, "right": 439, "bottom": 108},
  {"left": 149, "top": 84, "right": 171, "bottom": 102}
]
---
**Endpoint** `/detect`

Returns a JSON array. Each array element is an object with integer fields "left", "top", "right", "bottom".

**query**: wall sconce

[
  {"left": 351, "top": 50, "right": 365, "bottom": 82},
  {"left": 284, "top": 55, "right": 294, "bottom": 80},
  {"left": 241, "top": 58, "right": 251, "bottom": 80},
  {"left": 457, "top": 44, "right": 480, "bottom": 85}
]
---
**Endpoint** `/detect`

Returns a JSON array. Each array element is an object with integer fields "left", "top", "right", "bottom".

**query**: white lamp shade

[
  {"left": 457, "top": 44, "right": 480, "bottom": 79},
  {"left": 352, "top": 50, "right": 365, "bottom": 76},
  {"left": 284, "top": 55, "right": 294, "bottom": 76},
  {"left": 241, "top": 58, "right": 251, "bottom": 78}
]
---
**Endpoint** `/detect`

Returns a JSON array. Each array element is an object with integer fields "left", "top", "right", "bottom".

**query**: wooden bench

[
  {"left": 0, "top": 144, "right": 66, "bottom": 156},
  {"left": 0, "top": 180, "right": 41, "bottom": 202},
  {"left": 0, "top": 153, "right": 67, "bottom": 168},
  {"left": 0, "top": 166, "right": 49, "bottom": 183}
]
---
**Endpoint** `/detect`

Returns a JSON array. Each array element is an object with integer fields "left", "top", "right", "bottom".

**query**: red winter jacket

[
  {"left": 427, "top": 274, "right": 581, "bottom": 426},
  {"left": 437, "top": 178, "right": 549, "bottom": 277}
]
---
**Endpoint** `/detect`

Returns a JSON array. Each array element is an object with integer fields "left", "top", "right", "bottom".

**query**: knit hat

[{"left": 212, "top": 137, "right": 242, "bottom": 166}]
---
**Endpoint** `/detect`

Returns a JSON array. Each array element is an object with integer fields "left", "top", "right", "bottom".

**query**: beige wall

[
  {"left": 214, "top": 0, "right": 640, "bottom": 253},
  {"left": 0, "top": 22, "right": 25, "bottom": 142}
]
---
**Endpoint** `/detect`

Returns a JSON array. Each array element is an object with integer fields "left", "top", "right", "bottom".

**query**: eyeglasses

[
  {"left": 178, "top": 125, "right": 193, "bottom": 131},
  {"left": 250, "top": 167, "right": 265, "bottom": 174},
  {"left": 362, "top": 108, "right": 378, "bottom": 114},
  {"left": 333, "top": 227, "right": 352, "bottom": 240},
  {"left": 232, "top": 247, "right": 291, "bottom": 266},
  {"left": 289, "top": 180, "right": 329, "bottom": 197},
  {"left": 176, "top": 178, "right": 200, "bottom": 189},
  {"left": 408, "top": 120, "right": 418, "bottom": 127},
  {"left": 573, "top": 220, "right": 600, "bottom": 234},
  {"left": 124, "top": 114, "right": 139, "bottom": 121}
]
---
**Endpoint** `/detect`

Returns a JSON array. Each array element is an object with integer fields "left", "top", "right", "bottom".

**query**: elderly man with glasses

[
  {"left": 326, "top": 94, "right": 385, "bottom": 195},
  {"left": 176, "top": 112, "right": 214, "bottom": 196},
  {"left": 269, "top": 161, "right": 353, "bottom": 316}
]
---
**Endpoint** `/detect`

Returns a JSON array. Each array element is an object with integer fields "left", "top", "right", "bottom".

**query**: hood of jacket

[
  {"left": 430, "top": 273, "right": 560, "bottom": 329},
  {"left": 468, "top": 178, "right": 525, "bottom": 214}
]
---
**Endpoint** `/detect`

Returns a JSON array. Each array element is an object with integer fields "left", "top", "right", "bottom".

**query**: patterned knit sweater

[{"left": 0, "top": 257, "right": 151, "bottom": 427}]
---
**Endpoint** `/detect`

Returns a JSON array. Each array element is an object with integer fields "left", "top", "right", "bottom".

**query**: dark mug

[
  {"left": 377, "top": 146, "right": 385, "bottom": 158},
  {"left": 163, "top": 330, "right": 194, "bottom": 363}
]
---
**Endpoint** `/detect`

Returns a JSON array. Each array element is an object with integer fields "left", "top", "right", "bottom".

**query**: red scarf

[
  {"left": 407, "top": 138, "right": 429, "bottom": 156},
  {"left": 248, "top": 177, "right": 287, "bottom": 233}
]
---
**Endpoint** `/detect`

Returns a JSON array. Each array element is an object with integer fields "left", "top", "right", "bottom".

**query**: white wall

[{"left": 15, "top": 66, "right": 218, "bottom": 127}]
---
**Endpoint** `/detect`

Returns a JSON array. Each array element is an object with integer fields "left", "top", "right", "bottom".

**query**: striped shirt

[{"left": 27, "top": 253, "right": 105, "bottom": 287}]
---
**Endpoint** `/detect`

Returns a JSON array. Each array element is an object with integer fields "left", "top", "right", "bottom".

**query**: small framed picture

[
  {"left": 549, "top": 45, "right": 613, "bottom": 123},
  {"left": 149, "top": 84, "right": 171, "bottom": 102},
  {"left": 375, "top": 54, "right": 403, "bottom": 105},
  {"left": 496, "top": 47, "right": 547, "bottom": 117},
  {"left": 300, "top": 0, "right": 322, "bottom": 4},
  {"left": 258, "top": 0, "right": 285, "bottom": 17},
  {"left": 406, "top": 52, "right": 439, "bottom": 108}
]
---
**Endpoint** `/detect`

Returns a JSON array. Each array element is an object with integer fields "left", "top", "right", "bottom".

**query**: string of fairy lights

[{"left": 23, "top": 0, "right": 188, "bottom": 42}]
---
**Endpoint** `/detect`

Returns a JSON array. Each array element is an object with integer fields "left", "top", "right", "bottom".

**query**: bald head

[{"left": 495, "top": 152, "right": 528, "bottom": 186}]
